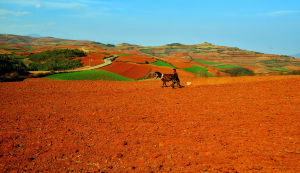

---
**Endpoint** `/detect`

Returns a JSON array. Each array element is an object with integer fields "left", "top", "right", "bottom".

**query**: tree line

[{"left": 0, "top": 49, "right": 86, "bottom": 75}]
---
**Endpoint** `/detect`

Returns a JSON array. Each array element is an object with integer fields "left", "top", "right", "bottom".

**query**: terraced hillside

[
  {"left": 109, "top": 42, "right": 300, "bottom": 75},
  {"left": 1, "top": 34, "right": 300, "bottom": 81}
]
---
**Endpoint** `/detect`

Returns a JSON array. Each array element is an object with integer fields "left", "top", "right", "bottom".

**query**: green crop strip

[
  {"left": 193, "top": 59, "right": 222, "bottom": 66},
  {"left": 267, "top": 67, "right": 289, "bottom": 72},
  {"left": 44, "top": 70, "right": 134, "bottom": 81},
  {"left": 215, "top": 64, "right": 241, "bottom": 69},
  {"left": 183, "top": 65, "right": 213, "bottom": 77},
  {"left": 151, "top": 60, "right": 176, "bottom": 68}
]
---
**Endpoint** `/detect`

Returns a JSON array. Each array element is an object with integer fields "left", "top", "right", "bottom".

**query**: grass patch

[
  {"left": 44, "top": 70, "right": 134, "bottom": 81},
  {"left": 8, "top": 49, "right": 26, "bottom": 52},
  {"left": 183, "top": 65, "right": 213, "bottom": 77},
  {"left": 152, "top": 60, "right": 176, "bottom": 68},
  {"left": 215, "top": 64, "right": 241, "bottom": 69},
  {"left": 193, "top": 59, "right": 222, "bottom": 66},
  {"left": 267, "top": 67, "right": 289, "bottom": 72}
]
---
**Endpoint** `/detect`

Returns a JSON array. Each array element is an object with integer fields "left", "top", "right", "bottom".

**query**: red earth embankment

[{"left": 0, "top": 76, "right": 300, "bottom": 172}]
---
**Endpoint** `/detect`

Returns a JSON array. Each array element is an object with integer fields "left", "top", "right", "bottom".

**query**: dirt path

[
  {"left": 0, "top": 76, "right": 299, "bottom": 172},
  {"left": 78, "top": 56, "right": 113, "bottom": 70}
]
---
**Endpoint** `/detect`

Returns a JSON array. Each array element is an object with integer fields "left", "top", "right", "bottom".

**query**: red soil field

[
  {"left": 101, "top": 62, "right": 151, "bottom": 79},
  {"left": 115, "top": 55, "right": 156, "bottom": 64},
  {"left": 0, "top": 76, "right": 300, "bottom": 172},
  {"left": 79, "top": 53, "right": 108, "bottom": 66},
  {"left": 285, "top": 66, "right": 300, "bottom": 70},
  {"left": 164, "top": 57, "right": 194, "bottom": 68}
]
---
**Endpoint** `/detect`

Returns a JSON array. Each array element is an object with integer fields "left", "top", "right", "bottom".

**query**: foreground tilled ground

[{"left": 0, "top": 76, "right": 300, "bottom": 172}]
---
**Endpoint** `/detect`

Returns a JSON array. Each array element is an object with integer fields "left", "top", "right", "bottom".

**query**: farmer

[{"left": 172, "top": 68, "right": 183, "bottom": 88}]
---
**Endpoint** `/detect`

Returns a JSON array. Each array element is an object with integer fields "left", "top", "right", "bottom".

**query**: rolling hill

[{"left": 1, "top": 34, "right": 300, "bottom": 81}]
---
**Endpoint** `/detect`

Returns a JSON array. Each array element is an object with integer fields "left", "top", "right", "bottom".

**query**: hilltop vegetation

[
  {"left": 28, "top": 49, "right": 85, "bottom": 71},
  {"left": 0, "top": 48, "right": 86, "bottom": 81}
]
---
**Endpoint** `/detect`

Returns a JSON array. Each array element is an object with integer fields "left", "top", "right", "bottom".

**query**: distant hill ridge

[
  {"left": 0, "top": 34, "right": 295, "bottom": 57},
  {"left": 1, "top": 34, "right": 300, "bottom": 76}
]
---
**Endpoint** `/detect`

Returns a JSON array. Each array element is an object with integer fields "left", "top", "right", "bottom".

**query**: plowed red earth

[
  {"left": 101, "top": 62, "right": 151, "bottom": 79},
  {"left": 164, "top": 57, "right": 194, "bottom": 68},
  {"left": 0, "top": 76, "right": 300, "bottom": 172},
  {"left": 80, "top": 53, "right": 108, "bottom": 66}
]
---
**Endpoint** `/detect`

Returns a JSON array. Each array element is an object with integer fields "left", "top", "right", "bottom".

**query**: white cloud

[
  {"left": 43, "top": 1, "right": 85, "bottom": 9},
  {"left": 265, "top": 10, "right": 300, "bottom": 17},
  {"left": 0, "top": 8, "right": 30, "bottom": 16},
  {"left": 35, "top": 3, "right": 41, "bottom": 8},
  {"left": 0, "top": 0, "right": 110, "bottom": 9}
]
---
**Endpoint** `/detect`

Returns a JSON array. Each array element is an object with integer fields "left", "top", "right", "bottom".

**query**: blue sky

[{"left": 0, "top": 0, "right": 300, "bottom": 55}]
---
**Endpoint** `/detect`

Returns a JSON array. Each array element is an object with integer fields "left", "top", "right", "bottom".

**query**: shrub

[
  {"left": 0, "top": 54, "right": 29, "bottom": 81},
  {"left": 28, "top": 49, "right": 86, "bottom": 62},
  {"left": 223, "top": 68, "right": 255, "bottom": 76},
  {"left": 28, "top": 49, "right": 85, "bottom": 71},
  {"left": 0, "top": 54, "right": 28, "bottom": 75}
]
